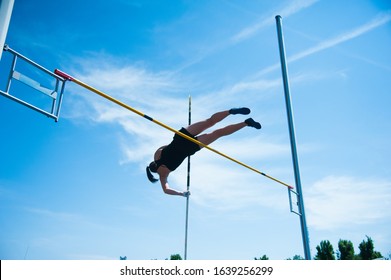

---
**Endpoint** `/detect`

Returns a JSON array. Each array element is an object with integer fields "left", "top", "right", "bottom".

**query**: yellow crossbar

[{"left": 54, "top": 69, "right": 293, "bottom": 189}]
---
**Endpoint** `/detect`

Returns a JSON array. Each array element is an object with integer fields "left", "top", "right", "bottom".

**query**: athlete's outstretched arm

[{"left": 159, "top": 175, "right": 187, "bottom": 196}]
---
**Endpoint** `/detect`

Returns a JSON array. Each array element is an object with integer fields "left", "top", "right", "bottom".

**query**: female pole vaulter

[{"left": 146, "top": 107, "right": 261, "bottom": 197}]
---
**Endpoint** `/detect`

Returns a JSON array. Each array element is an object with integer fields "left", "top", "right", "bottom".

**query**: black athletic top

[{"left": 155, "top": 128, "right": 201, "bottom": 171}]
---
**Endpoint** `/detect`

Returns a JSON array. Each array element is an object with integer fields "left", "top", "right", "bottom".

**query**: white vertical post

[
  {"left": 275, "top": 15, "right": 311, "bottom": 260},
  {"left": 0, "top": 0, "right": 15, "bottom": 61},
  {"left": 184, "top": 95, "right": 191, "bottom": 260}
]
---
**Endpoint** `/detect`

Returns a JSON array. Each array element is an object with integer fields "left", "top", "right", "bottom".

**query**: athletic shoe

[
  {"left": 245, "top": 118, "right": 262, "bottom": 129},
  {"left": 229, "top": 107, "right": 251, "bottom": 115}
]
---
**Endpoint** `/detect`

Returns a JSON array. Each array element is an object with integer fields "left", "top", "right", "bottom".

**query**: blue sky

[{"left": 0, "top": 0, "right": 390, "bottom": 260}]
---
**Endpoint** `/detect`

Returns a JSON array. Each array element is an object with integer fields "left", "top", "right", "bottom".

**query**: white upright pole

[
  {"left": 0, "top": 0, "right": 15, "bottom": 61},
  {"left": 275, "top": 15, "right": 311, "bottom": 260},
  {"left": 184, "top": 95, "right": 191, "bottom": 260}
]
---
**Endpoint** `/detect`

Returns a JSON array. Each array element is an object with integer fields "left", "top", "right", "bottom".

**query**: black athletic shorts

[{"left": 173, "top": 127, "right": 201, "bottom": 156}]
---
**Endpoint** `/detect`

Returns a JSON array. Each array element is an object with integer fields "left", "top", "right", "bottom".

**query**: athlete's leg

[
  {"left": 197, "top": 122, "right": 247, "bottom": 146},
  {"left": 185, "top": 110, "right": 230, "bottom": 136},
  {"left": 197, "top": 117, "right": 261, "bottom": 146},
  {"left": 185, "top": 108, "right": 250, "bottom": 136}
]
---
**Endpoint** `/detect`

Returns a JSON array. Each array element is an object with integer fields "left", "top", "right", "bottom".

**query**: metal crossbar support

[
  {"left": 0, "top": 45, "right": 66, "bottom": 121},
  {"left": 288, "top": 187, "right": 301, "bottom": 216},
  {"left": 12, "top": 71, "right": 57, "bottom": 98},
  {"left": 54, "top": 68, "right": 294, "bottom": 190},
  {"left": 184, "top": 95, "right": 191, "bottom": 260},
  {"left": 276, "top": 15, "right": 311, "bottom": 260}
]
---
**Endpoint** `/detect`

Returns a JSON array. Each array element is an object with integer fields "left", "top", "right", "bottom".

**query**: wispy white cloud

[
  {"left": 231, "top": 0, "right": 319, "bottom": 43},
  {"left": 253, "top": 10, "right": 391, "bottom": 78},
  {"left": 306, "top": 176, "right": 391, "bottom": 230},
  {"left": 175, "top": 0, "right": 319, "bottom": 72},
  {"left": 69, "top": 56, "right": 184, "bottom": 102},
  {"left": 288, "top": 11, "right": 391, "bottom": 63}
]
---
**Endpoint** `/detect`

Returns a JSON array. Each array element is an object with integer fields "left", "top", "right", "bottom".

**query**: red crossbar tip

[
  {"left": 288, "top": 186, "right": 294, "bottom": 189},
  {"left": 54, "top": 69, "right": 74, "bottom": 81}
]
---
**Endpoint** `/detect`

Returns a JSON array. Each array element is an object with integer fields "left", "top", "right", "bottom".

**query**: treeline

[
  {"left": 313, "top": 235, "right": 384, "bottom": 260},
  {"left": 255, "top": 235, "right": 387, "bottom": 260},
  {"left": 120, "top": 236, "right": 388, "bottom": 260}
]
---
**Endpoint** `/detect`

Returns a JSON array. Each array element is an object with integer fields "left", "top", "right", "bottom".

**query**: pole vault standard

[
  {"left": 0, "top": 0, "right": 15, "bottom": 61},
  {"left": 54, "top": 69, "right": 293, "bottom": 189},
  {"left": 275, "top": 15, "right": 311, "bottom": 260},
  {"left": 184, "top": 95, "right": 191, "bottom": 260}
]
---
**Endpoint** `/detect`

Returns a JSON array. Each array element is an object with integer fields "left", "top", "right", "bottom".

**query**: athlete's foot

[
  {"left": 245, "top": 118, "right": 262, "bottom": 129},
  {"left": 229, "top": 107, "right": 251, "bottom": 115}
]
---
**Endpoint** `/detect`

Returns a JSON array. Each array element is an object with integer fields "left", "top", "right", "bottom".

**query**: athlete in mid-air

[{"left": 146, "top": 107, "right": 261, "bottom": 197}]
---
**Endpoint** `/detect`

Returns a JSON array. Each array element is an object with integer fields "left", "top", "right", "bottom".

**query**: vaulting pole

[
  {"left": 275, "top": 15, "right": 311, "bottom": 260},
  {"left": 54, "top": 69, "right": 293, "bottom": 189},
  {"left": 184, "top": 95, "right": 191, "bottom": 260}
]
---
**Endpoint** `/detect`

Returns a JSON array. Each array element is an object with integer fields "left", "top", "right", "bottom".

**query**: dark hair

[{"left": 146, "top": 161, "right": 159, "bottom": 183}]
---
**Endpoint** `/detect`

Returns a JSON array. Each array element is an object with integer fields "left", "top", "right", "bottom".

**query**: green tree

[
  {"left": 169, "top": 254, "right": 183, "bottom": 260},
  {"left": 292, "top": 255, "right": 304, "bottom": 260},
  {"left": 338, "top": 239, "right": 355, "bottom": 260},
  {"left": 358, "top": 236, "right": 383, "bottom": 260},
  {"left": 254, "top": 254, "right": 269, "bottom": 260},
  {"left": 286, "top": 255, "right": 304, "bottom": 260},
  {"left": 315, "top": 240, "right": 335, "bottom": 260}
]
